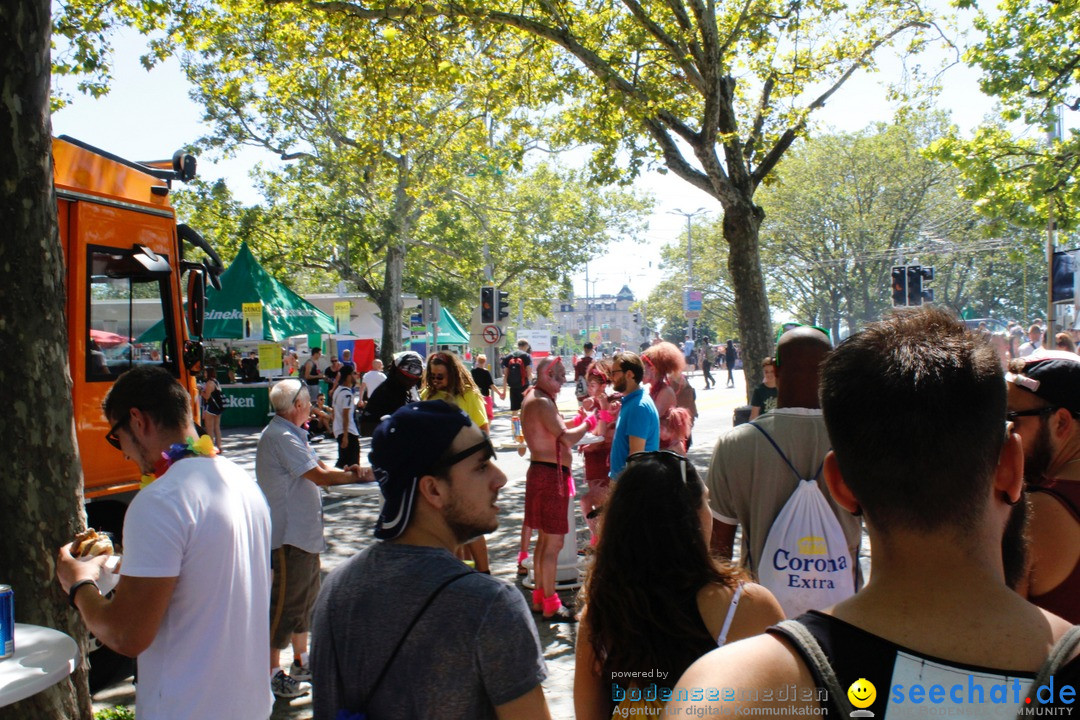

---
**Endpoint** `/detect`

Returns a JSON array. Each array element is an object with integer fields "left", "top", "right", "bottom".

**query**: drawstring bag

[{"left": 753, "top": 424, "right": 855, "bottom": 618}]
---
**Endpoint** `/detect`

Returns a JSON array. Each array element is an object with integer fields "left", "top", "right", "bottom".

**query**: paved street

[{"left": 92, "top": 368, "right": 752, "bottom": 719}]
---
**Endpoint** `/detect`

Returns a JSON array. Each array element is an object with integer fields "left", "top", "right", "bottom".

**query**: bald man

[
  {"left": 705, "top": 327, "right": 861, "bottom": 585},
  {"left": 520, "top": 357, "right": 591, "bottom": 621}
]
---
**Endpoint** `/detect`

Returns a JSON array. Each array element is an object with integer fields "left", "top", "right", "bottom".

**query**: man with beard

[
  {"left": 671, "top": 308, "right": 1080, "bottom": 719},
  {"left": 607, "top": 352, "right": 660, "bottom": 480},
  {"left": 521, "top": 357, "right": 593, "bottom": 620},
  {"left": 310, "top": 401, "right": 551, "bottom": 719},
  {"left": 1006, "top": 350, "right": 1080, "bottom": 622}
]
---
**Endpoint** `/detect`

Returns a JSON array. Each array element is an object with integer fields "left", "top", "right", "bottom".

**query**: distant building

[{"left": 537, "top": 284, "right": 645, "bottom": 351}]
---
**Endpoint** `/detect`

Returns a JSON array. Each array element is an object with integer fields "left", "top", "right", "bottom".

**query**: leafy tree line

[{"left": 648, "top": 115, "right": 1047, "bottom": 341}]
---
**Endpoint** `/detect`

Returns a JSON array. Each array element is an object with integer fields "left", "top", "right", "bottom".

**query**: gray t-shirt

[
  {"left": 311, "top": 543, "right": 547, "bottom": 720},
  {"left": 255, "top": 414, "right": 324, "bottom": 553}
]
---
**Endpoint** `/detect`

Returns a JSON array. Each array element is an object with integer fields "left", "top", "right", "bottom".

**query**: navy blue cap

[{"left": 369, "top": 400, "right": 472, "bottom": 540}]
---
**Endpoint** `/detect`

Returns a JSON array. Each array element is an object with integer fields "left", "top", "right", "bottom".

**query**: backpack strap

[
  {"left": 1021, "top": 625, "right": 1080, "bottom": 715},
  {"left": 357, "top": 569, "right": 474, "bottom": 711},
  {"left": 771, "top": 620, "right": 854, "bottom": 717},
  {"left": 750, "top": 422, "right": 824, "bottom": 482}
]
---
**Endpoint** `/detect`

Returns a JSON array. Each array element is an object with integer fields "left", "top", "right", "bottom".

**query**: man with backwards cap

[
  {"left": 1006, "top": 350, "right": 1080, "bottom": 622},
  {"left": 310, "top": 401, "right": 551, "bottom": 720}
]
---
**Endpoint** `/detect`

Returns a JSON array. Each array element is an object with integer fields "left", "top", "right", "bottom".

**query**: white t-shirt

[
  {"left": 121, "top": 455, "right": 272, "bottom": 720},
  {"left": 332, "top": 385, "right": 358, "bottom": 437},
  {"left": 361, "top": 369, "right": 387, "bottom": 397},
  {"left": 1018, "top": 340, "right": 1041, "bottom": 357}
]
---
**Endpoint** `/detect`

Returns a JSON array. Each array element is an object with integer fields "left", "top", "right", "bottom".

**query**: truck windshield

[{"left": 87, "top": 247, "right": 178, "bottom": 380}]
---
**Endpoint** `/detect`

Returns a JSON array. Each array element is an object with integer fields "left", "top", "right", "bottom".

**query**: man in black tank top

[{"left": 671, "top": 308, "right": 1080, "bottom": 719}]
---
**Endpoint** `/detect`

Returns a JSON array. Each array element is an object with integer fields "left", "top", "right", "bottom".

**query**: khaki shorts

[{"left": 269, "top": 545, "right": 321, "bottom": 648}]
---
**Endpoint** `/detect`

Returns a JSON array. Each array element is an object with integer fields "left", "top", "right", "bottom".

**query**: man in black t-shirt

[{"left": 500, "top": 340, "right": 533, "bottom": 412}]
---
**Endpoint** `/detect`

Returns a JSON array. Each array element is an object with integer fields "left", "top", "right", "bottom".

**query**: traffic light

[
  {"left": 891, "top": 266, "right": 907, "bottom": 307},
  {"left": 496, "top": 290, "right": 510, "bottom": 322},
  {"left": 907, "top": 265, "right": 923, "bottom": 306},
  {"left": 480, "top": 286, "right": 495, "bottom": 324},
  {"left": 921, "top": 266, "right": 935, "bottom": 304}
]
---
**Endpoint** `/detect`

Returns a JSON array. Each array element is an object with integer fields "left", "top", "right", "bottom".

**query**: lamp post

[
  {"left": 670, "top": 208, "right": 707, "bottom": 339},
  {"left": 1047, "top": 105, "right": 1063, "bottom": 334}
]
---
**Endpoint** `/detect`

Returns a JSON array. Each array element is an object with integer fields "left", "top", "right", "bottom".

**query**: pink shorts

[{"left": 525, "top": 462, "right": 572, "bottom": 534}]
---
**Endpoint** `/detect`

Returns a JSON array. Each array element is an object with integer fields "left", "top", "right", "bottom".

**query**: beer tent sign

[{"left": 140, "top": 242, "right": 337, "bottom": 342}]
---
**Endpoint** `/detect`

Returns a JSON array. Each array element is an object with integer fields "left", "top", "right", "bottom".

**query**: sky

[{"left": 51, "top": 23, "right": 1001, "bottom": 303}]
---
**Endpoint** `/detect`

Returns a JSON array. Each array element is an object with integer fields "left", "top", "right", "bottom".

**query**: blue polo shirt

[{"left": 609, "top": 388, "right": 660, "bottom": 479}]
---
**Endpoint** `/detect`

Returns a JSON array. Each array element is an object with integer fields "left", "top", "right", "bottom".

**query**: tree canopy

[{"left": 931, "top": 0, "right": 1079, "bottom": 230}]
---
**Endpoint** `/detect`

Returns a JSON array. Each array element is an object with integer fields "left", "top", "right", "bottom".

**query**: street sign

[
  {"left": 482, "top": 325, "right": 503, "bottom": 345},
  {"left": 684, "top": 290, "right": 703, "bottom": 312},
  {"left": 684, "top": 311, "right": 701, "bottom": 320}
]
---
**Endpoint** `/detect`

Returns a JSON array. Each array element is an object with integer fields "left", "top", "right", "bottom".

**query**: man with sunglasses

[
  {"left": 608, "top": 351, "right": 661, "bottom": 480},
  {"left": 56, "top": 366, "right": 274, "bottom": 720},
  {"left": 1006, "top": 350, "right": 1080, "bottom": 622},
  {"left": 310, "top": 401, "right": 551, "bottom": 720},
  {"left": 256, "top": 378, "right": 375, "bottom": 699}
]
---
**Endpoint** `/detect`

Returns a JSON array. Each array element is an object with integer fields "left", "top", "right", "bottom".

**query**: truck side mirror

[
  {"left": 187, "top": 270, "right": 205, "bottom": 340},
  {"left": 172, "top": 150, "right": 197, "bottom": 183}
]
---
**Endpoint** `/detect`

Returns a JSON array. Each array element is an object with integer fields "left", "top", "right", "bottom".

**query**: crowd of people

[{"left": 53, "top": 306, "right": 1080, "bottom": 720}]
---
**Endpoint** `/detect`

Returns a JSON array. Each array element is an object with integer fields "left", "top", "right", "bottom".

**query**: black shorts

[
  {"left": 336, "top": 433, "right": 360, "bottom": 468},
  {"left": 509, "top": 387, "right": 526, "bottom": 411}
]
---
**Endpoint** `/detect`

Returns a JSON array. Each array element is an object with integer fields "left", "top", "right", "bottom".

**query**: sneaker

[
  {"left": 575, "top": 433, "right": 604, "bottom": 447},
  {"left": 290, "top": 659, "right": 312, "bottom": 682},
  {"left": 271, "top": 669, "right": 309, "bottom": 699}
]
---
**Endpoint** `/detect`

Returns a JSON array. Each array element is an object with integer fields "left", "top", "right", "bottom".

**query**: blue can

[{"left": 0, "top": 584, "right": 12, "bottom": 659}]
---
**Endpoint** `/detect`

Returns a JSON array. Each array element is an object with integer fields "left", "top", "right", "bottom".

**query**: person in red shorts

[{"left": 521, "top": 356, "right": 594, "bottom": 621}]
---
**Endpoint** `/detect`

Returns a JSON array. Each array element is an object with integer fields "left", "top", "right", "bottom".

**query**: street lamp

[{"left": 670, "top": 208, "right": 707, "bottom": 339}]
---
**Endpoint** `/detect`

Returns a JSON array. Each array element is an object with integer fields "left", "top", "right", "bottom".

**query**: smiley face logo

[{"left": 848, "top": 678, "right": 877, "bottom": 709}]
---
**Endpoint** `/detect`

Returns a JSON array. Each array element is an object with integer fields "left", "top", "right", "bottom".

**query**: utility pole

[
  {"left": 670, "top": 208, "right": 706, "bottom": 339},
  {"left": 1047, "top": 105, "right": 1063, "bottom": 333},
  {"left": 584, "top": 261, "right": 591, "bottom": 345}
]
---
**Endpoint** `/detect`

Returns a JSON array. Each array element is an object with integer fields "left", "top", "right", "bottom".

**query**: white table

[
  {"left": 328, "top": 482, "right": 381, "bottom": 497},
  {"left": 0, "top": 624, "right": 79, "bottom": 707}
]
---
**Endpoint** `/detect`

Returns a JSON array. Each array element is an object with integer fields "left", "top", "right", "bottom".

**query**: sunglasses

[
  {"left": 105, "top": 414, "right": 131, "bottom": 450},
  {"left": 1005, "top": 406, "right": 1060, "bottom": 422},
  {"left": 429, "top": 437, "right": 496, "bottom": 475},
  {"left": 291, "top": 382, "right": 306, "bottom": 407},
  {"left": 626, "top": 449, "right": 689, "bottom": 485}
]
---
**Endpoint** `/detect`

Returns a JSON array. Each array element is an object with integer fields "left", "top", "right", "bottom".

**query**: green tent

[
  {"left": 139, "top": 242, "right": 337, "bottom": 342},
  {"left": 425, "top": 307, "right": 470, "bottom": 345}
]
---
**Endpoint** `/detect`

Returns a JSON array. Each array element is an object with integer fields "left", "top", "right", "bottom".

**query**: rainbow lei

[{"left": 139, "top": 435, "right": 218, "bottom": 488}]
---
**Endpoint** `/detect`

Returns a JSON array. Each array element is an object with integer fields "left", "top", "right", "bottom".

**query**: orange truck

[{"left": 55, "top": 135, "right": 222, "bottom": 687}]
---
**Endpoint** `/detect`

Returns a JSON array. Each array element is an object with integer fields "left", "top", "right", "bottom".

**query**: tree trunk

[
  {"left": 379, "top": 242, "right": 406, "bottom": 365},
  {"left": 0, "top": 1, "right": 93, "bottom": 717},
  {"left": 723, "top": 201, "right": 771, "bottom": 401}
]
